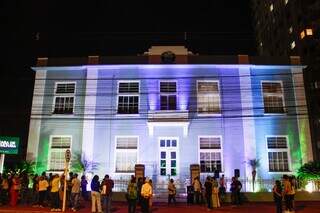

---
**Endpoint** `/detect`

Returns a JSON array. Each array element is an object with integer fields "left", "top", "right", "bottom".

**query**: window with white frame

[
  {"left": 48, "top": 136, "right": 71, "bottom": 171},
  {"left": 267, "top": 136, "right": 290, "bottom": 172},
  {"left": 262, "top": 82, "right": 285, "bottom": 113},
  {"left": 115, "top": 137, "right": 138, "bottom": 173},
  {"left": 117, "top": 82, "right": 139, "bottom": 114},
  {"left": 160, "top": 81, "right": 177, "bottom": 110},
  {"left": 199, "top": 137, "right": 222, "bottom": 173},
  {"left": 197, "top": 81, "right": 221, "bottom": 114},
  {"left": 53, "top": 83, "right": 75, "bottom": 114}
]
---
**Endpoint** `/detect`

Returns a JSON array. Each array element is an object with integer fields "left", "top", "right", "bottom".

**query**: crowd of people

[
  {"left": 273, "top": 175, "right": 297, "bottom": 213},
  {"left": 190, "top": 175, "right": 242, "bottom": 210},
  {"left": 0, "top": 170, "right": 298, "bottom": 213},
  {"left": 0, "top": 171, "right": 94, "bottom": 212}
]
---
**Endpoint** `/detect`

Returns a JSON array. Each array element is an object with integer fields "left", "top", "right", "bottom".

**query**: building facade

[
  {"left": 27, "top": 47, "right": 313, "bottom": 191},
  {"left": 251, "top": 0, "right": 320, "bottom": 160}
]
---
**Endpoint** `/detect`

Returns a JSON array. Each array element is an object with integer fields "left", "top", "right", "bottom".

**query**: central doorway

[{"left": 159, "top": 137, "right": 178, "bottom": 177}]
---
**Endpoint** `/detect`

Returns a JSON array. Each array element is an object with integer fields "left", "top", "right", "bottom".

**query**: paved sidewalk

[{"left": 1, "top": 202, "right": 320, "bottom": 213}]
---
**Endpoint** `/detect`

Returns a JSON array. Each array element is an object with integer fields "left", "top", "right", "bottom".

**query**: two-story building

[{"left": 27, "top": 46, "right": 313, "bottom": 191}]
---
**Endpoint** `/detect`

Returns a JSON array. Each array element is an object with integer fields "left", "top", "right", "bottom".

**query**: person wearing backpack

[{"left": 127, "top": 176, "right": 137, "bottom": 213}]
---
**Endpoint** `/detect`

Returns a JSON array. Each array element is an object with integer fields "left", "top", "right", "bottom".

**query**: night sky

[{"left": 1, "top": 0, "right": 255, "bottom": 165}]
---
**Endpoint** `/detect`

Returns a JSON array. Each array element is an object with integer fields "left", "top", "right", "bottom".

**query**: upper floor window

[
  {"left": 197, "top": 81, "right": 221, "bottom": 114},
  {"left": 48, "top": 136, "right": 71, "bottom": 171},
  {"left": 262, "top": 81, "right": 285, "bottom": 114},
  {"left": 267, "top": 136, "right": 290, "bottom": 172},
  {"left": 160, "top": 81, "right": 177, "bottom": 110},
  {"left": 117, "top": 81, "right": 139, "bottom": 114},
  {"left": 53, "top": 83, "right": 75, "bottom": 114},
  {"left": 199, "top": 136, "right": 222, "bottom": 173},
  {"left": 115, "top": 137, "right": 138, "bottom": 173}
]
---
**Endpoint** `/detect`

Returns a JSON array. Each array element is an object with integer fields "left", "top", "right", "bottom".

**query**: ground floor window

[
  {"left": 115, "top": 136, "right": 138, "bottom": 173},
  {"left": 199, "top": 136, "right": 222, "bottom": 173},
  {"left": 48, "top": 136, "right": 72, "bottom": 171},
  {"left": 267, "top": 136, "right": 290, "bottom": 172}
]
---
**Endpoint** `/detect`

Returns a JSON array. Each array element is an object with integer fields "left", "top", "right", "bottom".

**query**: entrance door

[{"left": 159, "top": 138, "right": 178, "bottom": 177}]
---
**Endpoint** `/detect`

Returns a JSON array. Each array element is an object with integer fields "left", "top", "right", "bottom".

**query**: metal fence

[{"left": 112, "top": 177, "right": 320, "bottom": 194}]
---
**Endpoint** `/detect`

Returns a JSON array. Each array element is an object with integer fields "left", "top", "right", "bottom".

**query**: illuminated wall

[{"left": 27, "top": 64, "right": 312, "bottom": 186}]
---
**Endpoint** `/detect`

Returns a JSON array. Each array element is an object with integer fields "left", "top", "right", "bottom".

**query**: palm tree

[
  {"left": 71, "top": 152, "right": 99, "bottom": 174},
  {"left": 247, "top": 159, "right": 260, "bottom": 192}
]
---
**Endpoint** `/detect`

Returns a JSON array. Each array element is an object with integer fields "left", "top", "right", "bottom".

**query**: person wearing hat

[{"left": 140, "top": 177, "right": 152, "bottom": 213}]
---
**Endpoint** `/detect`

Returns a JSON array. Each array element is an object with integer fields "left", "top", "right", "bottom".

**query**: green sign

[{"left": 0, "top": 136, "right": 19, "bottom": 154}]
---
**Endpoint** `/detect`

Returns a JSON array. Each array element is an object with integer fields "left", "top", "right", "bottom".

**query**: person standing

[
  {"left": 283, "top": 175, "right": 293, "bottom": 213},
  {"left": 51, "top": 174, "right": 61, "bottom": 211},
  {"left": 1, "top": 174, "right": 9, "bottom": 205},
  {"left": 10, "top": 175, "right": 20, "bottom": 207},
  {"left": 71, "top": 173, "right": 81, "bottom": 212},
  {"left": 101, "top": 175, "right": 114, "bottom": 213},
  {"left": 211, "top": 177, "right": 220, "bottom": 208},
  {"left": 234, "top": 177, "right": 242, "bottom": 205},
  {"left": 127, "top": 176, "right": 137, "bottom": 213},
  {"left": 91, "top": 175, "right": 102, "bottom": 213},
  {"left": 20, "top": 172, "right": 29, "bottom": 205},
  {"left": 38, "top": 176, "right": 49, "bottom": 207},
  {"left": 168, "top": 179, "right": 177, "bottom": 205},
  {"left": 193, "top": 176, "right": 201, "bottom": 204},
  {"left": 148, "top": 179, "right": 153, "bottom": 211},
  {"left": 80, "top": 175, "right": 89, "bottom": 201},
  {"left": 273, "top": 180, "right": 283, "bottom": 213},
  {"left": 218, "top": 175, "right": 226, "bottom": 204},
  {"left": 136, "top": 177, "right": 143, "bottom": 208},
  {"left": 140, "top": 177, "right": 152, "bottom": 213},
  {"left": 204, "top": 176, "right": 213, "bottom": 211}
]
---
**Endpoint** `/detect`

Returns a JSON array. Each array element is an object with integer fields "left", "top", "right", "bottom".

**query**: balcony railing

[{"left": 147, "top": 110, "right": 189, "bottom": 122}]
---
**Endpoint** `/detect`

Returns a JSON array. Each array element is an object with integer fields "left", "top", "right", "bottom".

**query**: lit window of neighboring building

[
  {"left": 115, "top": 137, "right": 138, "bottom": 173},
  {"left": 197, "top": 81, "right": 221, "bottom": 114},
  {"left": 300, "top": 30, "right": 306, "bottom": 39},
  {"left": 270, "top": 4, "right": 274, "bottom": 12},
  {"left": 267, "top": 136, "right": 290, "bottom": 172},
  {"left": 290, "top": 41, "right": 296, "bottom": 49},
  {"left": 117, "top": 81, "right": 139, "bottom": 114},
  {"left": 53, "top": 83, "right": 75, "bottom": 114},
  {"left": 48, "top": 136, "right": 71, "bottom": 171},
  {"left": 262, "top": 81, "right": 285, "bottom": 114},
  {"left": 160, "top": 81, "right": 177, "bottom": 110},
  {"left": 199, "top": 136, "right": 222, "bottom": 173},
  {"left": 306, "top": 28, "right": 313, "bottom": 36}
]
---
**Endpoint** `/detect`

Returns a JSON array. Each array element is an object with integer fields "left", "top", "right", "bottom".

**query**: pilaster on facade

[
  {"left": 239, "top": 66, "right": 257, "bottom": 190},
  {"left": 27, "top": 70, "right": 47, "bottom": 162},
  {"left": 81, "top": 67, "right": 98, "bottom": 169}
]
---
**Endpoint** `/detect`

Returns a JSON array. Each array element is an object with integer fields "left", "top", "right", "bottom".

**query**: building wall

[{"left": 27, "top": 65, "right": 310, "bottom": 186}]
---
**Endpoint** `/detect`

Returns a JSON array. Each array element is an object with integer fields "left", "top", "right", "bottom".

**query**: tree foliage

[{"left": 298, "top": 161, "right": 320, "bottom": 180}]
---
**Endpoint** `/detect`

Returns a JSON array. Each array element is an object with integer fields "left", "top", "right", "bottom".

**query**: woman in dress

[{"left": 211, "top": 177, "right": 220, "bottom": 208}]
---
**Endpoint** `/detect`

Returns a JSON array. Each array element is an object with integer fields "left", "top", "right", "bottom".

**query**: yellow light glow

[
  {"left": 306, "top": 29, "right": 313, "bottom": 36},
  {"left": 300, "top": 31, "right": 305, "bottom": 39}
]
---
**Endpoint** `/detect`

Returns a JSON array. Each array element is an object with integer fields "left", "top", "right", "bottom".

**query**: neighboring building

[
  {"left": 27, "top": 46, "right": 312, "bottom": 191},
  {"left": 251, "top": 0, "right": 320, "bottom": 160}
]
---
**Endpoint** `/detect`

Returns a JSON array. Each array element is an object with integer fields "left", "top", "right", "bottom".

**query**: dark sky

[{"left": 0, "top": 0, "right": 255, "bottom": 164}]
